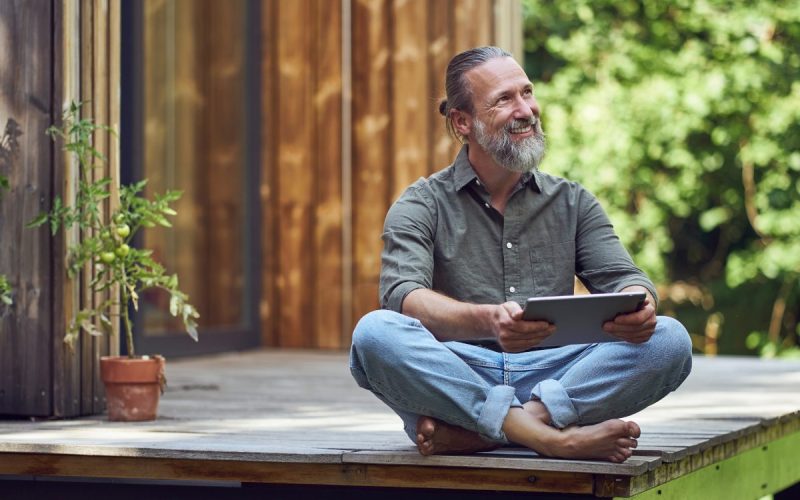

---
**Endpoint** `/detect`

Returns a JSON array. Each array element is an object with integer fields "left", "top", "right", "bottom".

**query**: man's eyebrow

[{"left": 487, "top": 82, "right": 535, "bottom": 102}]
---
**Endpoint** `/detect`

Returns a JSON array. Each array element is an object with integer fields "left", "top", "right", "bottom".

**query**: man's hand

[
  {"left": 491, "top": 301, "right": 555, "bottom": 352},
  {"left": 602, "top": 298, "right": 657, "bottom": 344}
]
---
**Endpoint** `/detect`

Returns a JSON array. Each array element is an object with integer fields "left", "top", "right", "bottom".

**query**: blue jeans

[{"left": 349, "top": 309, "right": 692, "bottom": 444}]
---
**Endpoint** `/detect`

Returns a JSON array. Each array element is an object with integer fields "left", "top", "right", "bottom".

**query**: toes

[
  {"left": 626, "top": 421, "right": 641, "bottom": 438},
  {"left": 608, "top": 452, "right": 625, "bottom": 463}
]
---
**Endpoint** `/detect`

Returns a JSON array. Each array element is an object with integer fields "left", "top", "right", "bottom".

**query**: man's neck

[{"left": 467, "top": 143, "right": 523, "bottom": 215}]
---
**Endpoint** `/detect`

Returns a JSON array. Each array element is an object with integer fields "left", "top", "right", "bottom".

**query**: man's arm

[
  {"left": 573, "top": 191, "right": 660, "bottom": 344},
  {"left": 402, "top": 288, "right": 554, "bottom": 353}
]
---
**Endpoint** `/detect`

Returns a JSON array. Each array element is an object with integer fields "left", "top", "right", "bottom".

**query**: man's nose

[{"left": 512, "top": 94, "right": 539, "bottom": 119}]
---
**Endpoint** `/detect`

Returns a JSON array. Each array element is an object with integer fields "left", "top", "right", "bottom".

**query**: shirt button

[
  {"left": 484, "top": 202, "right": 490, "bottom": 209},
  {"left": 506, "top": 242, "right": 512, "bottom": 249},
  {"left": 509, "top": 286, "right": 516, "bottom": 293},
  {"left": 475, "top": 179, "right": 481, "bottom": 186}
]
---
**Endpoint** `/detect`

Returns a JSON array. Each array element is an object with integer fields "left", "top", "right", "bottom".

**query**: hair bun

[{"left": 438, "top": 99, "right": 448, "bottom": 116}]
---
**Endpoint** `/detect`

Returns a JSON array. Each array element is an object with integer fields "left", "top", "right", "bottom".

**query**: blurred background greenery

[{"left": 521, "top": 0, "right": 800, "bottom": 358}]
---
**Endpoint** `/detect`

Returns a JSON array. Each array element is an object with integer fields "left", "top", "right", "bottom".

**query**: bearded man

[{"left": 349, "top": 47, "right": 692, "bottom": 462}]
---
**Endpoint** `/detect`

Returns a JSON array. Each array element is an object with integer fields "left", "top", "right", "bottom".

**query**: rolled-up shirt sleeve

[
  {"left": 575, "top": 190, "right": 659, "bottom": 307},
  {"left": 380, "top": 182, "right": 437, "bottom": 312}
]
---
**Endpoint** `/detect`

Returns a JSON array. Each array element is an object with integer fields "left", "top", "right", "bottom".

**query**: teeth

[{"left": 509, "top": 119, "right": 536, "bottom": 134}]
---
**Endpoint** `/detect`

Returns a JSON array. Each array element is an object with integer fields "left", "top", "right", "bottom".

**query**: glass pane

[{"left": 139, "top": 0, "right": 248, "bottom": 336}]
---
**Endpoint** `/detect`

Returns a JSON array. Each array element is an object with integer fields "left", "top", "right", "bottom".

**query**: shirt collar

[{"left": 453, "top": 144, "right": 542, "bottom": 193}]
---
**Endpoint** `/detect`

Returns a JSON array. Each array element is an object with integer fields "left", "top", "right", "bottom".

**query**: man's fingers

[{"left": 498, "top": 323, "right": 555, "bottom": 351}]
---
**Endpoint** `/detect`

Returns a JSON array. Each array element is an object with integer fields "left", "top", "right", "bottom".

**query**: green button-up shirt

[{"left": 379, "top": 145, "right": 657, "bottom": 315}]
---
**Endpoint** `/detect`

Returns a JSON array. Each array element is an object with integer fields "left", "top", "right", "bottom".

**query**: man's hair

[{"left": 439, "top": 46, "right": 513, "bottom": 142}]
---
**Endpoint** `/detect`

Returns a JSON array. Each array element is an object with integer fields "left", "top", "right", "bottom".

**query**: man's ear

[{"left": 451, "top": 109, "right": 472, "bottom": 138}]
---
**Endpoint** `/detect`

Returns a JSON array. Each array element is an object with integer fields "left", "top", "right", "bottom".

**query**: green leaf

[
  {"left": 169, "top": 294, "right": 179, "bottom": 316},
  {"left": 26, "top": 212, "right": 49, "bottom": 229}
]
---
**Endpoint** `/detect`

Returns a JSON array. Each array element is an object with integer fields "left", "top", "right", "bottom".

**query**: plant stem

[{"left": 120, "top": 278, "right": 135, "bottom": 358}]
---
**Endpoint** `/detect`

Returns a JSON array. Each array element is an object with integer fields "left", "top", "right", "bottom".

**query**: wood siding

[
  {"left": 0, "top": 0, "right": 120, "bottom": 417},
  {"left": 260, "top": 0, "right": 522, "bottom": 348},
  {"left": 0, "top": 0, "right": 522, "bottom": 417}
]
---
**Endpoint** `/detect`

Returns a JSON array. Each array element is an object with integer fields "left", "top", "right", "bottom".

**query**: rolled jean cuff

[
  {"left": 531, "top": 379, "right": 578, "bottom": 429},
  {"left": 477, "top": 385, "right": 518, "bottom": 443}
]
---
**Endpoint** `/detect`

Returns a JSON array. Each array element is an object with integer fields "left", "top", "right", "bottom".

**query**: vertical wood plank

[
  {"left": 170, "top": 0, "right": 203, "bottom": 336},
  {"left": 91, "top": 0, "right": 109, "bottom": 414},
  {"left": 54, "top": 0, "right": 82, "bottom": 417},
  {"left": 351, "top": 0, "right": 392, "bottom": 329},
  {"left": 452, "top": 0, "right": 493, "bottom": 53},
  {"left": 276, "top": 0, "right": 315, "bottom": 347},
  {"left": 200, "top": 0, "right": 245, "bottom": 328},
  {"left": 107, "top": 0, "right": 121, "bottom": 358},
  {"left": 141, "top": 0, "right": 171, "bottom": 332},
  {"left": 340, "top": 0, "right": 354, "bottom": 347},
  {"left": 390, "top": 0, "right": 429, "bottom": 200},
  {"left": 80, "top": 0, "right": 96, "bottom": 414},
  {"left": 312, "top": 0, "right": 344, "bottom": 348},
  {"left": 259, "top": 0, "right": 279, "bottom": 347},
  {"left": 492, "top": 0, "right": 523, "bottom": 57},
  {"left": 427, "top": 0, "right": 458, "bottom": 175},
  {"left": 0, "top": 0, "right": 55, "bottom": 416}
]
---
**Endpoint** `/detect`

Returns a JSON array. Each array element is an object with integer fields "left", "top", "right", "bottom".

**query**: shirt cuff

[
  {"left": 385, "top": 281, "right": 427, "bottom": 313},
  {"left": 614, "top": 279, "right": 659, "bottom": 309}
]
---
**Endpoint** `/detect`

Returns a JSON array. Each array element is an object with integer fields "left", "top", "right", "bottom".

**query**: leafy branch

[{"left": 29, "top": 102, "right": 199, "bottom": 356}]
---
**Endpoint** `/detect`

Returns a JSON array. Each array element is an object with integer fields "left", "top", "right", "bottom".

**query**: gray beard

[{"left": 472, "top": 117, "right": 546, "bottom": 173}]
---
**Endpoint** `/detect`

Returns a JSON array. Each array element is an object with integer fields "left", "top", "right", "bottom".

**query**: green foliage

[
  {"left": 29, "top": 102, "right": 199, "bottom": 356},
  {"left": 523, "top": 0, "right": 800, "bottom": 356},
  {"left": 0, "top": 274, "right": 10, "bottom": 306}
]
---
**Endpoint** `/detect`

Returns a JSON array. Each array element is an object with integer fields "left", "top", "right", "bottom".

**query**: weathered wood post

[{"left": 0, "top": 0, "right": 120, "bottom": 417}]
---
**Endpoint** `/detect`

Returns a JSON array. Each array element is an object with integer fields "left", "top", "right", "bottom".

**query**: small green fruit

[
  {"left": 115, "top": 244, "right": 130, "bottom": 258},
  {"left": 100, "top": 252, "right": 116, "bottom": 264},
  {"left": 116, "top": 224, "right": 131, "bottom": 238}
]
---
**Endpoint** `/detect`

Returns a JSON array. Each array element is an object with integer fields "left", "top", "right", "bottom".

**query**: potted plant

[{"left": 29, "top": 102, "right": 199, "bottom": 421}]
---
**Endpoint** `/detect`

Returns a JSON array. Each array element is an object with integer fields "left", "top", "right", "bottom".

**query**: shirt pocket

[{"left": 529, "top": 240, "right": 576, "bottom": 295}]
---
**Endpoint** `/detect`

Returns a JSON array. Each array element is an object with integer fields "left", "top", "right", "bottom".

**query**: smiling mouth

[{"left": 508, "top": 118, "right": 536, "bottom": 134}]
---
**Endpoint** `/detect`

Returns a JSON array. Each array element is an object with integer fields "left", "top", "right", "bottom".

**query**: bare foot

[
  {"left": 415, "top": 416, "right": 500, "bottom": 456},
  {"left": 503, "top": 405, "right": 640, "bottom": 463},
  {"left": 545, "top": 420, "right": 640, "bottom": 463}
]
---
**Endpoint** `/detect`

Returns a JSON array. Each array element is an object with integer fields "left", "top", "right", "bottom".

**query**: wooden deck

[{"left": 1, "top": 350, "right": 799, "bottom": 498}]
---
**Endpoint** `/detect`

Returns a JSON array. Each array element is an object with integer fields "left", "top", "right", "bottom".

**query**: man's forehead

[{"left": 466, "top": 57, "right": 532, "bottom": 94}]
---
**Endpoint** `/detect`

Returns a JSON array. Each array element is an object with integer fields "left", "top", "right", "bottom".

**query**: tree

[{"left": 523, "top": 0, "right": 800, "bottom": 356}]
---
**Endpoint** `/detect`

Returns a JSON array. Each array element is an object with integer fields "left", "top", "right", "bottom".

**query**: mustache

[{"left": 504, "top": 116, "right": 540, "bottom": 133}]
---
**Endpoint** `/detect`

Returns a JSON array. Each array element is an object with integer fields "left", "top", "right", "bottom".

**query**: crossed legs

[{"left": 350, "top": 310, "right": 691, "bottom": 462}]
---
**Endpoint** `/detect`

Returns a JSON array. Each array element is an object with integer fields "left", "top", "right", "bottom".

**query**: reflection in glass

[{"left": 139, "top": 0, "right": 247, "bottom": 336}]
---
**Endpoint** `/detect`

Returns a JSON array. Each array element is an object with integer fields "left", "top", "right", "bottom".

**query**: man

[{"left": 349, "top": 47, "right": 692, "bottom": 462}]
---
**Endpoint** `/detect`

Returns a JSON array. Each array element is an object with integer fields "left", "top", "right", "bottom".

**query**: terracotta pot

[{"left": 100, "top": 355, "right": 166, "bottom": 422}]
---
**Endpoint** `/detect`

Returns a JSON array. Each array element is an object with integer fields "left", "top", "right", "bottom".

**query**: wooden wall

[
  {"left": 0, "top": 0, "right": 523, "bottom": 418},
  {"left": 0, "top": 0, "right": 120, "bottom": 417},
  {"left": 260, "top": 0, "right": 522, "bottom": 348}
]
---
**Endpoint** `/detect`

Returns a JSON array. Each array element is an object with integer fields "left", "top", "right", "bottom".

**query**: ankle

[{"left": 523, "top": 400, "right": 552, "bottom": 425}]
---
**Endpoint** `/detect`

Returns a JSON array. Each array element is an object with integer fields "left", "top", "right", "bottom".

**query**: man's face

[{"left": 464, "top": 57, "right": 546, "bottom": 172}]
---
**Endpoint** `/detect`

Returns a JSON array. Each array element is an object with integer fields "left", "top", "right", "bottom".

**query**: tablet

[{"left": 521, "top": 292, "right": 646, "bottom": 347}]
